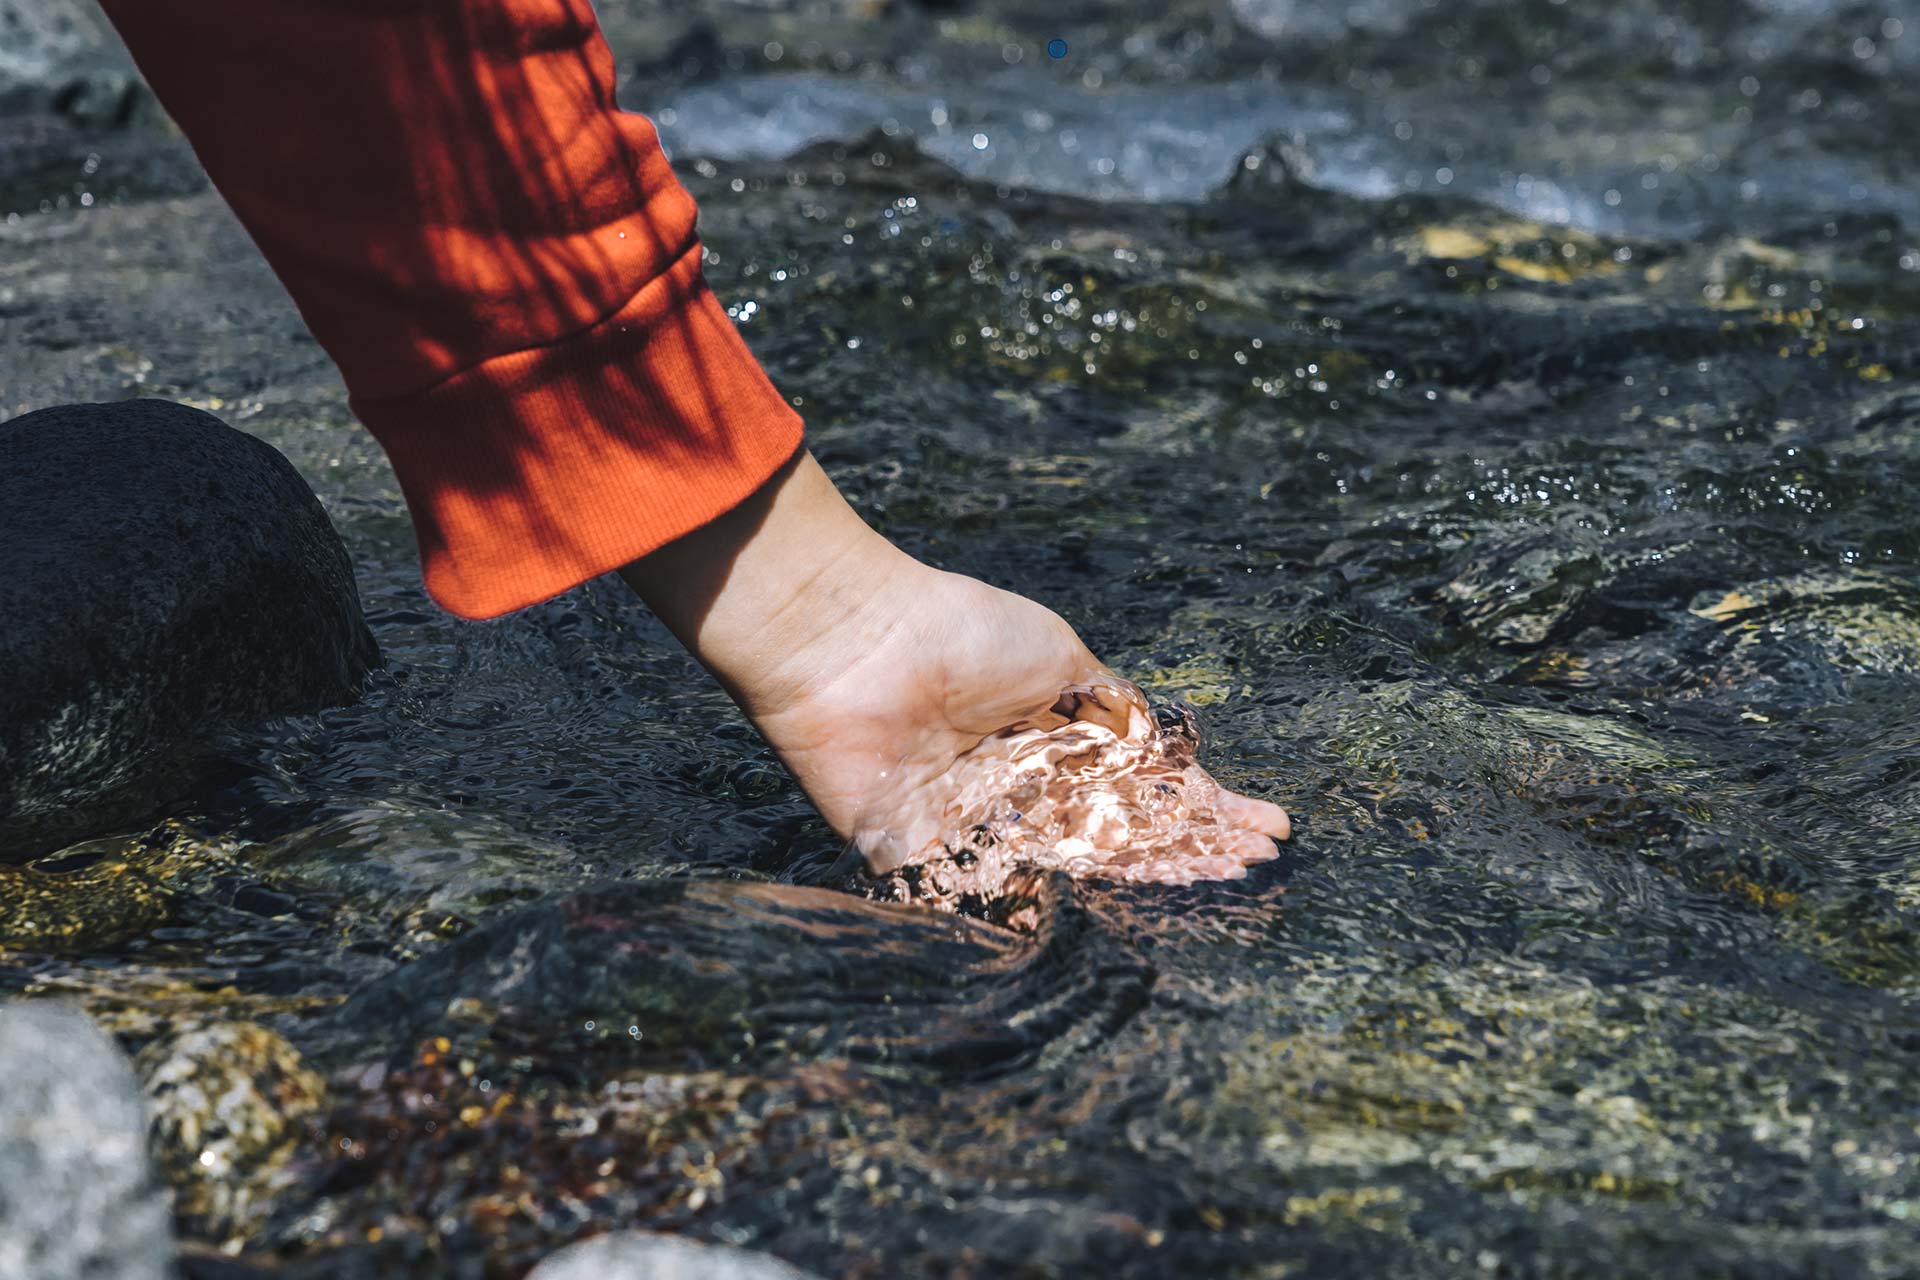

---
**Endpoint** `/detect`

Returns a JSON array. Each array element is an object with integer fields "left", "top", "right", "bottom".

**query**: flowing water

[
  {"left": 892, "top": 680, "right": 1286, "bottom": 900},
  {"left": 4, "top": 0, "right": 1920, "bottom": 1275}
]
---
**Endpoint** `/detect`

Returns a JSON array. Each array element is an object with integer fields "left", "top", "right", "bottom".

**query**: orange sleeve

[{"left": 96, "top": 0, "right": 804, "bottom": 619}]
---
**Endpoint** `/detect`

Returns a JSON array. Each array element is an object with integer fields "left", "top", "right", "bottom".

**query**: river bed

[{"left": 4, "top": 0, "right": 1920, "bottom": 1275}]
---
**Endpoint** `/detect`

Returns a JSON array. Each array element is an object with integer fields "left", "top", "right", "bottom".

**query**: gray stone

[
  {"left": 529, "top": 1232, "right": 818, "bottom": 1280},
  {"left": 0, "top": 1001, "right": 176, "bottom": 1280},
  {"left": 0, "top": 399, "right": 378, "bottom": 856},
  {"left": 0, "top": 0, "right": 141, "bottom": 121}
]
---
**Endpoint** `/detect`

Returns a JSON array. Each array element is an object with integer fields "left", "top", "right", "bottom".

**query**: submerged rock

[
  {"left": 0, "top": 844, "right": 175, "bottom": 954},
  {"left": 318, "top": 878, "right": 1151, "bottom": 1082},
  {"left": 529, "top": 1232, "right": 818, "bottom": 1280},
  {"left": 0, "top": 1001, "right": 176, "bottom": 1280},
  {"left": 0, "top": 399, "right": 378, "bottom": 857},
  {"left": 135, "top": 1021, "right": 326, "bottom": 1244},
  {"left": 249, "top": 801, "right": 577, "bottom": 961}
]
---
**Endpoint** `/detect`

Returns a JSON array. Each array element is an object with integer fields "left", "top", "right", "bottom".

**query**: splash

[{"left": 882, "top": 678, "right": 1282, "bottom": 911}]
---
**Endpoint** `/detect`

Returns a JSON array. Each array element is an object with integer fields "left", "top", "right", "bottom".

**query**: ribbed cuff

[{"left": 350, "top": 245, "right": 805, "bottom": 620}]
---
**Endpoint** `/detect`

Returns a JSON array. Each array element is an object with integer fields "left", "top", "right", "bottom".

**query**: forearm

[{"left": 97, "top": 0, "right": 801, "bottom": 618}]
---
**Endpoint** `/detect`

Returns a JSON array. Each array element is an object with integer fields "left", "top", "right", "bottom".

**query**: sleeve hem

[{"left": 349, "top": 246, "right": 805, "bottom": 620}]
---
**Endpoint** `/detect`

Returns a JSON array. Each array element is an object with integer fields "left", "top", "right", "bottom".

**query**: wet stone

[
  {"left": 0, "top": 399, "right": 378, "bottom": 858},
  {"left": 528, "top": 1231, "right": 819, "bottom": 1280},
  {"left": 0, "top": 850, "right": 175, "bottom": 954},
  {"left": 135, "top": 1021, "right": 326, "bottom": 1244},
  {"left": 0, "top": 1000, "right": 176, "bottom": 1280},
  {"left": 314, "top": 878, "right": 1152, "bottom": 1083},
  {"left": 248, "top": 802, "right": 579, "bottom": 961},
  {"left": 270, "top": 1057, "right": 875, "bottom": 1273}
]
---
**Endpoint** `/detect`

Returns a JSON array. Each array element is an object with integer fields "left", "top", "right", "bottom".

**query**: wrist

[{"left": 617, "top": 449, "right": 930, "bottom": 718}]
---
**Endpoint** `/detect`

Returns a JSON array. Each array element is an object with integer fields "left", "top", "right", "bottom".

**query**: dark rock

[
  {"left": 0, "top": 1000, "right": 177, "bottom": 1280},
  {"left": 0, "top": 399, "right": 378, "bottom": 857},
  {"left": 316, "top": 878, "right": 1152, "bottom": 1083},
  {"left": 529, "top": 1232, "right": 818, "bottom": 1280},
  {"left": 1220, "top": 132, "right": 1321, "bottom": 195}
]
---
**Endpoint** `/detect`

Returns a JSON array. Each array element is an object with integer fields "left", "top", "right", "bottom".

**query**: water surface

[{"left": 4, "top": 0, "right": 1920, "bottom": 1275}]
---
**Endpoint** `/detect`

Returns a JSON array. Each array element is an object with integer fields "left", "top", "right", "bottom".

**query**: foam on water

[
  {"left": 649, "top": 41, "right": 1920, "bottom": 239},
  {"left": 654, "top": 71, "right": 1346, "bottom": 205}
]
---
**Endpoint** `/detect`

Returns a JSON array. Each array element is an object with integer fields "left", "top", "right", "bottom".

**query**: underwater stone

[
  {"left": 320, "top": 878, "right": 1152, "bottom": 1081},
  {"left": 0, "top": 851, "right": 176, "bottom": 954},
  {"left": 0, "top": 1001, "right": 176, "bottom": 1280},
  {"left": 135, "top": 1021, "right": 326, "bottom": 1244},
  {"left": 0, "top": 399, "right": 378, "bottom": 857},
  {"left": 528, "top": 1232, "right": 819, "bottom": 1280}
]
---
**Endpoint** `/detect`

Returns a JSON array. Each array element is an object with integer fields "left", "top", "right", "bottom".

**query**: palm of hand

[{"left": 751, "top": 570, "right": 1290, "bottom": 886}]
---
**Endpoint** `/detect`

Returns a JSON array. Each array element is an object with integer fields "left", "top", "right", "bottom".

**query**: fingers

[
  {"left": 1169, "top": 853, "right": 1253, "bottom": 883},
  {"left": 1050, "top": 676, "right": 1154, "bottom": 739},
  {"left": 1121, "top": 827, "right": 1275, "bottom": 885},
  {"left": 1216, "top": 825, "right": 1281, "bottom": 866},
  {"left": 1215, "top": 788, "right": 1291, "bottom": 841}
]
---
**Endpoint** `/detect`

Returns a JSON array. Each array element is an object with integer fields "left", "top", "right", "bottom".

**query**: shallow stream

[{"left": 5, "top": 0, "right": 1920, "bottom": 1275}]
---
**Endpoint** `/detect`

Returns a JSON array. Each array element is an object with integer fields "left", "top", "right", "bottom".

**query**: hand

[{"left": 620, "top": 450, "right": 1289, "bottom": 882}]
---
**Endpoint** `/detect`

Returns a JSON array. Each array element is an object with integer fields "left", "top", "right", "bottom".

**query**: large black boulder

[{"left": 0, "top": 399, "right": 378, "bottom": 855}]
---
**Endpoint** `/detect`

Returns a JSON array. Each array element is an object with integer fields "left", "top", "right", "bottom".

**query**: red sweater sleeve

[{"left": 96, "top": 0, "right": 804, "bottom": 619}]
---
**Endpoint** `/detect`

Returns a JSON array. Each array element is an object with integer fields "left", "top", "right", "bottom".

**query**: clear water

[{"left": 4, "top": 0, "right": 1920, "bottom": 1275}]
